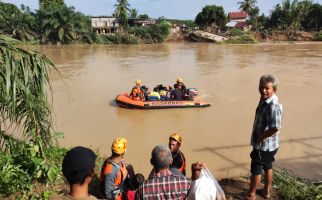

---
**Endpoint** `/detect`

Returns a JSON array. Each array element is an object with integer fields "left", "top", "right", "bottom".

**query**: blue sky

[{"left": 3, "top": 0, "right": 322, "bottom": 20}]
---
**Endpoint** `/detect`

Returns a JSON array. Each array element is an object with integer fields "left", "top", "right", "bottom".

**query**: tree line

[
  {"left": 0, "top": 0, "right": 171, "bottom": 44},
  {"left": 195, "top": 0, "right": 322, "bottom": 32}
]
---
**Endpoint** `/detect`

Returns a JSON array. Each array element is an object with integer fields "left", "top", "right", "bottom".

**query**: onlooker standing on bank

[
  {"left": 246, "top": 74, "right": 282, "bottom": 200},
  {"left": 135, "top": 144, "right": 204, "bottom": 200},
  {"left": 57, "top": 146, "right": 98, "bottom": 200}
]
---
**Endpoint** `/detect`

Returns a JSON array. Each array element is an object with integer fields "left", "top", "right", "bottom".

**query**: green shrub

[
  {"left": 149, "top": 21, "right": 171, "bottom": 42},
  {"left": 225, "top": 33, "right": 258, "bottom": 44},
  {"left": 128, "top": 26, "right": 153, "bottom": 43},
  {"left": 274, "top": 169, "right": 322, "bottom": 200},
  {"left": 0, "top": 152, "right": 30, "bottom": 195},
  {"left": 229, "top": 28, "right": 245, "bottom": 36},
  {"left": 314, "top": 31, "right": 322, "bottom": 41}
]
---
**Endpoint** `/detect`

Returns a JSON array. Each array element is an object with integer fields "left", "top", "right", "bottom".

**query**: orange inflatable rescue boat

[{"left": 115, "top": 93, "right": 211, "bottom": 109}]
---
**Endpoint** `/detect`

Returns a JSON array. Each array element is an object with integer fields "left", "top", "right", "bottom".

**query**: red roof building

[
  {"left": 226, "top": 11, "right": 250, "bottom": 30},
  {"left": 228, "top": 11, "right": 248, "bottom": 21}
]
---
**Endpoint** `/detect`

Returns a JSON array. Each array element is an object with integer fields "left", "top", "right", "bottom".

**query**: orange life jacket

[
  {"left": 178, "top": 151, "right": 186, "bottom": 175},
  {"left": 130, "top": 86, "right": 143, "bottom": 101},
  {"left": 100, "top": 159, "right": 128, "bottom": 200}
]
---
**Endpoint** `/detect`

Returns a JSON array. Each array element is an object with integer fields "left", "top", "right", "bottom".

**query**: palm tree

[
  {"left": 238, "top": 0, "right": 257, "bottom": 14},
  {"left": 114, "top": 0, "right": 130, "bottom": 27},
  {"left": 39, "top": 0, "right": 64, "bottom": 9},
  {"left": 0, "top": 38, "right": 57, "bottom": 152},
  {"left": 0, "top": 2, "right": 37, "bottom": 41},
  {"left": 129, "top": 8, "right": 138, "bottom": 18},
  {"left": 37, "top": 4, "right": 82, "bottom": 44}
]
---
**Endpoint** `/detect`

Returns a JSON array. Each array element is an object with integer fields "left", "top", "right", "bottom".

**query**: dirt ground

[{"left": 219, "top": 177, "right": 280, "bottom": 200}]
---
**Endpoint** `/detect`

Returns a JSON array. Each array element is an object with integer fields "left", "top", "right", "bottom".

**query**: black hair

[
  {"left": 65, "top": 169, "right": 94, "bottom": 185},
  {"left": 129, "top": 173, "right": 145, "bottom": 190}
]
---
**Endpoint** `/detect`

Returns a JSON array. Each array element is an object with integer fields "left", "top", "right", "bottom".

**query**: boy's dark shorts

[{"left": 250, "top": 148, "right": 278, "bottom": 175}]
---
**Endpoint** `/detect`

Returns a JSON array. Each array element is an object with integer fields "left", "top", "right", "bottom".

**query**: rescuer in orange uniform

[
  {"left": 129, "top": 80, "right": 144, "bottom": 101},
  {"left": 100, "top": 137, "right": 129, "bottom": 200},
  {"left": 168, "top": 133, "right": 186, "bottom": 176}
]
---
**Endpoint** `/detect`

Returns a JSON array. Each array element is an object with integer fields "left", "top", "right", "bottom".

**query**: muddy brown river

[{"left": 25, "top": 43, "right": 322, "bottom": 180}]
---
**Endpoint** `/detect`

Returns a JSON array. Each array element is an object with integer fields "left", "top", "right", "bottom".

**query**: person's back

[
  {"left": 136, "top": 170, "right": 191, "bottom": 199},
  {"left": 126, "top": 173, "right": 145, "bottom": 200},
  {"left": 159, "top": 89, "right": 167, "bottom": 101},
  {"left": 171, "top": 88, "right": 183, "bottom": 101},
  {"left": 135, "top": 145, "right": 191, "bottom": 200},
  {"left": 52, "top": 146, "right": 98, "bottom": 200},
  {"left": 100, "top": 138, "right": 129, "bottom": 200},
  {"left": 148, "top": 91, "right": 160, "bottom": 101}
]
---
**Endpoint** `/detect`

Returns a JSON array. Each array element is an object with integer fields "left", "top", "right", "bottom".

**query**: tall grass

[{"left": 273, "top": 169, "right": 322, "bottom": 200}]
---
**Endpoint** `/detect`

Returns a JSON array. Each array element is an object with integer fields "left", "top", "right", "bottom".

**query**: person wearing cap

[
  {"left": 100, "top": 137, "right": 129, "bottom": 200},
  {"left": 135, "top": 144, "right": 204, "bottom": 199},
  {"left": 129, "top": 80, "right": 144, "bottom": 101},
  {"left": 174, "top": 78, "right": 187, "bottom": 95},
  {"left": 169, "top": 133, "right": 186, "bottom": 176},
  {"left": 58, "top": 146, "right": 97, "bottom": 200}
]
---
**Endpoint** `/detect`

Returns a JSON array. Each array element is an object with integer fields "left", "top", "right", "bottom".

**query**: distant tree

[
  {"left": 257, "top": 14, "right": 269, "bottom": 30},
  {"left": 129, "top": 8, "right": 138, "bottom": 18},
  {"left": 138, "top": 14, "right": 149, "bottom": 20},
  {"left": 195, "top": 5, "right": 227, "bottom": 29},
  {"left": 267, "top": 0, "right": 312, "bottom": 30},
  {"left": 248, "top": 6, "right": 260, "bottom": 30},
  {"left": 0, "top": 2, "right": 37, "bottom": 41},
  {"left": 302, "top": 3, "right": 322, "bottom": 30},
  {"left": 39, "top": 0, "right": 64, "bottom": 9},
  {"left": 238, "top": 0, "right": 257, "bottom": 14},
  {"left": 37, "top": 4, "right": 90, "bottom": 44},
  {"left": 114, "top": 0, "right": 130, "bottom": 27}
]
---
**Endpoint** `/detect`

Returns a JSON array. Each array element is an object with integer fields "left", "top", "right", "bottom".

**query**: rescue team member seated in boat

[
  {"left": 159, "top": 85, "right": 168, "bottom": 101},
  {"left": 147, "top": 89, "right": 161, "bottom": 101},
  {"left": 174, "top": 78, "right": 187, "bottom": 95},
  {"left": 166, "top": 86, "right": 173, "bottom": 100},
  {"left": 129, "top": 80, "right": 144, "bottom": 101},
  {"left": 170, "top": 84, "right": 184, "bottom": 100},
  {"left": 100, "top": 137, "right": 130, "bottom": 200},
  {"left": 169, "top": 133, "right": 186, "bottom": 176}
]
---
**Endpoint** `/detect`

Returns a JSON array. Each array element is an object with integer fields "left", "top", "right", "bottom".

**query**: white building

[{"left": 91, "top": 16, "right": 119, "bottom": 34}]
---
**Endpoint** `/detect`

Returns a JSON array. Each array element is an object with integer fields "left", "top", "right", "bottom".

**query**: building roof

[
  {"left": 91, "top": 16, "right": 115, "bottom": 19},
  {"left": 226, "top": 21, "right": 237, "bottom": 27},
  {"left": 228, "top": 11, "right": 247, "bottom": 20}
]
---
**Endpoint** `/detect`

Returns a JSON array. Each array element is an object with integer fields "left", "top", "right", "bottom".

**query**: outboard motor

[{"left": 187, "top": 88, "right": 198, "bottom": 100}]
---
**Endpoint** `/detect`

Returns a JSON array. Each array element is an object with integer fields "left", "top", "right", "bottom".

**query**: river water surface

[{"left": 26, "top": 43, "right": 322, "bottom": 180}]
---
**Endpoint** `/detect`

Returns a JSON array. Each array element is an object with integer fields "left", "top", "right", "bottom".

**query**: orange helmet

[
  {"left": 177, "top": 78, "right": 183, "bottom": 83},
  {"left": 111, "top": 137, "right": 128, "bottom": 154},
  {"left": 169, "top": 133, "right": 182, "bottom": 143}
]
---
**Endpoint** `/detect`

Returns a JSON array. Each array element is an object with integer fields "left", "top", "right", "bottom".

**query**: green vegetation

[
  {"left": 0, "top": 38, "right": 65, "bottom": 198},
  {"left": 0, "top": 0, "right": 171, "bottom": 45},
  {"left": 224, "top": 33, "right": 258, "bottom": 44},
  {"left": 314, "top": 31, "right": 322, "bottom": 41},
  {"left": 128, "top": 21, "right": 172, "bottom": 43},
  {"left": 273, "top": 169, "right": 322, "bottom": 200},
  {"left": 114, "top": 0, "right": 130, "bottom": 28},
  {"left": 195, "top": 5, "right": 227, "bottom": 29}
]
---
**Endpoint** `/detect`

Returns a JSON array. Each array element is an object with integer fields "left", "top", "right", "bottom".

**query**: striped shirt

[
  {"left": 135, "top": 169, "right": 191, "bottom": 200},
  {"left": 251, "top": 94, "right": 282, "bottom": 151}
]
